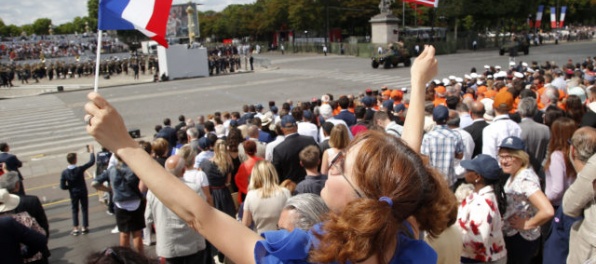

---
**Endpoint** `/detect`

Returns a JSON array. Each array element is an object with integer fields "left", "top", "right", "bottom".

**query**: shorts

[{"left": 115, "top": 200, "right": 146, "bottom": 233}]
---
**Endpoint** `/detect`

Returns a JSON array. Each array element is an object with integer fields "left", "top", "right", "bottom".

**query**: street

[{"left": 0, "top": 40, "right": 594, "bottom": 263}]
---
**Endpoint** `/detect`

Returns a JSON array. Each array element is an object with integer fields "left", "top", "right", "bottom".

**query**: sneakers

[
  {"left": 81, "top": 228, "right": 89, "bottom": 234},
  {"left": 70, "top": 229, "right": 80, "bottom": 236},
  {"left": 106, "top": 210, "right": 114, "bottom": 216},
  {"left": 111, "top": 226, "right": 119, "bottom": 234}
]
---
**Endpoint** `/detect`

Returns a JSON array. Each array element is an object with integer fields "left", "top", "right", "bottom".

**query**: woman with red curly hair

[{"left": 83, "top": 45, "right": 456, "bottom": 264}]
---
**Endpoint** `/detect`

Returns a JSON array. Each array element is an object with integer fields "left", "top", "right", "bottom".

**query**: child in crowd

[{"left": 296, "top": 145, "right": 327, "bottom": 195}]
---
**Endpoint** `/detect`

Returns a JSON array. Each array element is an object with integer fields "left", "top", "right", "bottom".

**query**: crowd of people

[{"left": 2, "top": 44, "right": 596, "bottom": 263}]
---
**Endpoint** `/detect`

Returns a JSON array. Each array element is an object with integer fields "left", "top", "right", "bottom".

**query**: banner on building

[
  {"left": 550, "top": 6, "right": 557, "bottom": 29},
  {"left": 559, "top": 6, "right": 567, "bottom": 29},
  {"left": 535, "top": 5, "right": 544, "bottom": 29}
]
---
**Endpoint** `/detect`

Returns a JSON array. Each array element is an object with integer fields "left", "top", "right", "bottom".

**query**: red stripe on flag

[{"left": 145, "top": 0, "right": 173, "bottom": 47}]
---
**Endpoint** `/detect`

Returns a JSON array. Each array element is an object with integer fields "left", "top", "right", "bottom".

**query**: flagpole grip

[{"left": 94, "top": 30, "right": 103, "bottom": 93}]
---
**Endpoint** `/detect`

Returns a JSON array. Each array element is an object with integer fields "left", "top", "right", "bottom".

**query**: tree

[
  {"left": 88, "top": 0, "right": 99, "bottom": 21},
  {"left": 32, "top": 18, "right": 52, "bottom": 35}
]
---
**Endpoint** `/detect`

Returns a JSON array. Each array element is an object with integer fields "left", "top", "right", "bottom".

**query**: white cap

[
  {"left": 470, "top": 73, "right": 478, "bottom": 79},
  {"left": 442, "top": 78, "right": 450, "bottom": 84},
  {"left": 455, "top": 77, "right": 463, "bottom": 83},
  {"left": 526, "top": 68, "right": 535, "bottom": 73},
  {"left": 495, "top": 65, "right": 502, "bottom": 69},
  {"left": 513, "top": 72, "right": 524, "bottom": 79},
  {"left": 484, "top": 65, "right": 490, "bottom": 69},
  {"left": 522, "top": 62, "right": 528, "bottom": 67},
  {"left": 476, "top": 80, "right": 483, "bottom": 85},
  {"left": 449, "top": 75, "right": 456, "bottom": 80},
  {"left": 464, "top": 74, "right": 471, "bottom": 79},
  {"left": 509, "top": 61, "right": 516, "bottom": 66},
  {"left": 487, "top": 75, "right": 494, "bottom": 79},
  {"left": 433, "top": 79, "right": 441, "bottom": 84}
]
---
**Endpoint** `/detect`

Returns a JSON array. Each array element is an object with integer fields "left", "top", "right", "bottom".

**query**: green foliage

[
  {"left": 32, "top": 18, "right": 53, "bottom": 35},
  {"left": 88, "top": 0, "right": 99, "bottom": 21}
]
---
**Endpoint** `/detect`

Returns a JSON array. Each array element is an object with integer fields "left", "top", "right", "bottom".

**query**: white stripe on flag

[{"left": 122, "top": 0, "right": 156, "bottom": 29}]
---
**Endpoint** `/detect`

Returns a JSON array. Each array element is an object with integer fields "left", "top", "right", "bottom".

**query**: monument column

[{"left": 370, "top": 0, "right": 400, "bottom": 44}]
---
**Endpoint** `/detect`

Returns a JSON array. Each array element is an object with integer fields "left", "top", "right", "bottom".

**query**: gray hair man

[
  {"left": 518, "top": 97, "right": 550, "bottom": 173},
  {"left": 277, "top": 193, "right": 329, "bottom": 232},
  {"left": 145, "top": 154, "right": 208, "bottom": 263}
]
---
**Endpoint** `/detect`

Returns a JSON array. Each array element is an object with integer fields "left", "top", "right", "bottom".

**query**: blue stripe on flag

[{"left": 98, "top": 0, "right": 136, "bottom": 30}]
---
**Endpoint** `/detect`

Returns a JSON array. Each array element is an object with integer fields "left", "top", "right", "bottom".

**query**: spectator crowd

[{"left": 2, "top": 46, "right": 596, "bottom": 264}]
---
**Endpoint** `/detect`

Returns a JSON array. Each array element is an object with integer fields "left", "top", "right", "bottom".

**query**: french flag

[
  {"left": 98, "top": 0, "right": 173, "bottom": 47},
  {"left": 403, "top": 0, "right": 439, "bottom": 8}
]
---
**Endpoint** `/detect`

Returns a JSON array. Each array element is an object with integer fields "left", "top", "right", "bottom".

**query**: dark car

[
  {"left": 499, "top": 35, "right": 529, "bottom": 56},
  {"left": 371, "top": 44, "right": 411, "bottom": 69}
]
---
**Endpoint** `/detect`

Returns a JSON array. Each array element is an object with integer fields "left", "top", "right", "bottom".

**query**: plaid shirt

[{"left": 421, "top": 125, "right": 464, "bottom": 186}]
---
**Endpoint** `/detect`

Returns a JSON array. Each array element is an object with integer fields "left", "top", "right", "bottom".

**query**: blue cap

[
  {"left": 432, "top": 105, "right": 449, "bottom": 122},
  {"left": 460, "top": 154, "right": 501, "bottom": 180},
  {"left": 198, "top": 137, "right": 211, "bottom": 150},
  {"left": 270, "top": 105, "right": 278, "bottom": 114},
  {"left": 281, "top": 115, "right": 297, "bottom": 128},
  {"left": 303, "top": 110, "right": 313, "bottom": 120},
  {"left": 362, "top": 96, "right": 374, "bottom": 107},
  {"left": 499, "top": 136, "right": 526, "bottom": 151},
  {"left": 393, "top": 103, "right": 406, "bottom": 113},
  {"left": 255, "top": 104, "right": 263, "bottom": 111},
  {"left": 229, "top": 120, "right": 239, "bottom": 127},
  {"left": 382, "top": 100, "right": 394, "bottom": 110}
]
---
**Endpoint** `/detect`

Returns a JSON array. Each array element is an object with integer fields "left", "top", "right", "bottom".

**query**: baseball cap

[
  {"left": 303, "top": 110, "right": 313, "bottom": 120},
  {"left": 361, "top": 96, "right": 375, "bottom": 107},
  {"left": 493, "top": 91, "right": 514, "bottom": 111},
  {"left": 499, "top": 136, "right": 526, "bottom": 150},
  {"left": 460, "top": 154, "right": 501, "bottom": 180},
  {"left": 432, "top": 105, "right": 449, "bottom": 122},
  {"left": 198, "top": 137, "right": 211, "bottom": 150},
  {"left": 281, "top": 115, "right": 297, "bottom": 128},
  {"left": 382, "top": 100, "right": 394, "bottom": 110},
  {"left": 394, "top": 103, "right": 406, "bottom": 113}
]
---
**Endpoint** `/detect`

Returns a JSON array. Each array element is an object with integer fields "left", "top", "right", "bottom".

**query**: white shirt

[
  {"left": 182, "top": 169, "right": 210, "bottom": 199},
  {"left": 265, "top": 135, "right": 285, "bottom": 162},
  {"left": 459, "top": 112, "right": 474, "bottom": 129},
  {"left": 297, "top": 121, "right": 319, "bottom": 142},
  {"left": 453, "top": 128, "right": 475, "bottom": 178},
  {"left": 482, "top": 114, "right": 522, "bottom": 159},
  {"left": 318, "top": 118, "right": 353, "bottom": 143}
]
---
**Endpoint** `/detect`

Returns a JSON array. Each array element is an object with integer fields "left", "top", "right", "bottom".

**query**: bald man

[
  {"left": 145, "top": 154, "right": 209, "bottom": 263},
  {"left": 463, "top": 102, "right": 488, "bottom": 158}
]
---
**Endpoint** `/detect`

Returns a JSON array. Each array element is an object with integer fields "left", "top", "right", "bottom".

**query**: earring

[{"left": 474, "top": 178, "right": 479, "bottom": 183}]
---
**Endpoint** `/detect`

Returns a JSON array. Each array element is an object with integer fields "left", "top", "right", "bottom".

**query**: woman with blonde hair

[
  {"left": 84, "top": 45, "right": 456, "bottom": 263},
  {"left": 320, "top": 123, "right": 350, "bottom": 174},
  {"left": 242, "top": 160, "right": 291, "bottom": 234},
  {"left": 498, "top": 136, "right": 554, "bottom": 264}
]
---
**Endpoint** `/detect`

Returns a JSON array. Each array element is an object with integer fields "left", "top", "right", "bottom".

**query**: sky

[{"left": 0, "top": 0, "right": 255, "bottom": 26}]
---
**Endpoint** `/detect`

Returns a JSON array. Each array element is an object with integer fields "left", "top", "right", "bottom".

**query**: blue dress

[{"left": 254, "top": 223, "right": 437, "bottom": 264}]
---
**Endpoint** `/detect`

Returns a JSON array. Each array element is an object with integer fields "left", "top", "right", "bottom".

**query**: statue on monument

[{"left": 378, "top": 0, "right": 394, "bottom": 13}]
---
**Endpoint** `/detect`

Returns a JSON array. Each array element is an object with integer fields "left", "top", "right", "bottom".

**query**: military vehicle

[
  {"left": 499, "top": 35, "right": 530, "bottom": 56},
  {"left": 371, "top": 43, "right": 411, "bottom": 69}
]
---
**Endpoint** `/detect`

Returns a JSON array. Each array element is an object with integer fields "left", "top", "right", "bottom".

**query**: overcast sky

[{"left": 0, "top": 0, "right": 254, "bottom": 26}]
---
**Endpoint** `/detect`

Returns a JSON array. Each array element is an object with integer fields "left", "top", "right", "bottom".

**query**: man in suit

[
  {"left": 0, "top": 170, "right": 50, "bottom": 250},
  {"left": 0, "top": 142, "right": 25, "bottom": 195},
  {"left": 272, "top": 115, "right": 318, "bottom": 184},
  {"left": 463, "top": 102, "right": 488, "bottom": 159},
  {"left": 334, "top": 96, "right": 356, "bottom": 127},
  {"left": 518, "top": 97, "right": 550, "bottom": 173},
  {"left": 156, "top": 118, "right": 177, "bottom": 149}
]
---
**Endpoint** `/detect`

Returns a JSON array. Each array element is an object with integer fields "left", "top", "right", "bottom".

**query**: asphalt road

[{"left": 1, "top": 40, "right": 594, "bottom": 263}]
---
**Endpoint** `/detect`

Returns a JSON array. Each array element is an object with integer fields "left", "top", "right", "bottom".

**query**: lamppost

[{"left": 186, "top": 4, "right": 196, "bottom": 42}]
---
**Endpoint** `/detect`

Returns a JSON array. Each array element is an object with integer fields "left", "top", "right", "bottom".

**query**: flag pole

[{"left": 93, "top": 30, "right": 103, "bottom": 93}]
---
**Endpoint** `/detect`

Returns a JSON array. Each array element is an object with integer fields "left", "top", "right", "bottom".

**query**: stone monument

[{"left": 370, "top": 0, "right": 400, "bottom": 44}]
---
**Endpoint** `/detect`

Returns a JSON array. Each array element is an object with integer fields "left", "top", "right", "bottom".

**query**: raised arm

[
  {"left": 402, "top": 45, "right": 437, "bottom": 152},
  {"left": 84, "top": 92, "right": 261, "bottom": 264}
]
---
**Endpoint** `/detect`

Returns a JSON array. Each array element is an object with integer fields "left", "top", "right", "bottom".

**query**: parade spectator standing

[
  {"left": 194, "top": 137, "right": 215, "bottom": 169},
  {"left": 563, "top": 127, "right": 596, "bottom": 263},
  {"left": 0, "top": 171, "right": 49, "bottom": 238},
  {"left": 92, "top": 157, "right": 146, "bottom": 254},
  {"left": 318, "top": 122, "right": 334, "bottom": 153},
  {"left": 174, "top": 115, "right": 186, "bottom": 132},
  {"left": 535, "top": 87, "right": 561, "bottom": 124},
  {"left": 238, "top": 125, "right": 266, "bottom": 161},
  {"left": 482, "top": 92, "right": 521, "bottom": 159},
  {"left": 518, "top": 98, "right": 550, "bottom": 174},
  {"left": 499, "top": 136, "right": 554, "bottom": 264},
  {"left": 581, "top": 87, "right": 596, "bottom": 128},
  {"left": 235, "top": 141, "right": 263, "bottom": 203},
  {"left": 272, "top": 115, "right": 318, "bottom": 184},
  {"left": 456, "top": 154, "right": 507, "bottom": 264},
  {"left": 295, "top": 108, "right": 319, "bottom": 142},
  {"left": 243, "top": 160, "right": 291, "bottom": 234},
  {"left": 350, "top": 105, "right": 369, "bottom": 137},
  {"left": 323, "top": 45, "right": 327, "bottom": 56},
  {"left": 320, "top": 124, "right": 350, "bottom": 175},
  {"left": 60, "top": 145, "right": 95, "bottom": 236},
  {"left": 421, "top": 105, "right": 464, "bottom": 188},
  {"left": 145, "top": 155, "right": 208, "bottom": 264},
  {"left": 265, "top": 124, "right": 284, "bottom": 162},
  {"left": 178, "top": 145, "right": 212, "bottom": 205},
  {"left": 334, "top": 96, "right": 356, "bottom": 127},
  {"left": 156, "top": 118, "right": 177, "bottom": 148},
  {"left": 447, "top": 111, "right": 475, "bottom": 187},
  {"left": 0, "top": 142, "right": 25, "bottom": 195},
  {"left": 0, "top": 189, "right": 48, "bottom": 264},
  {"left": 296, "top": 146, "right": 327, "bottom": 195},
  {"left": 277, "top": 194, "right": 329, "bottom": 232},
  {"left": 544, "top": 117, "right": 577, "bottom": 208},
  {"left": 186, "top": 127, "right": 200, "bottom": 152}
]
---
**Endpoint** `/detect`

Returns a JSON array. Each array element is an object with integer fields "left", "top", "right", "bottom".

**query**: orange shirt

[{"left": 433, "top": 97, "right": 446, "bottom": 107}]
